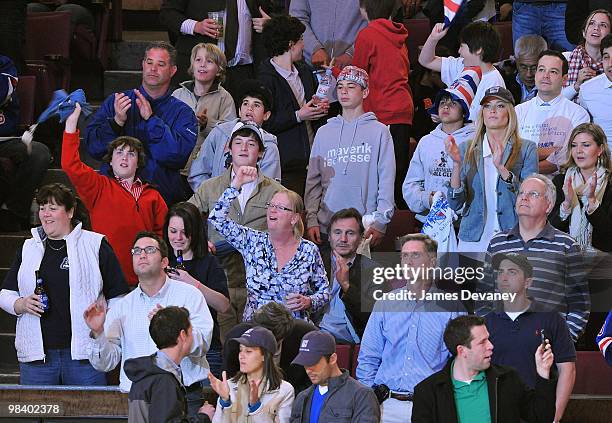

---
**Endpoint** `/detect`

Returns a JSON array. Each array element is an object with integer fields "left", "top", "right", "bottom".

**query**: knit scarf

[{"left": 564, "top": 166, "right": 608, "bottom": 248}]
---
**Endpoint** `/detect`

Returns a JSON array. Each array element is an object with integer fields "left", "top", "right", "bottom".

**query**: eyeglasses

[
  {"left": 517, "top": 190, "right": 543, "bottom": 200},
  {"left": 266, "top": 202, "right": 293, "bottom": 212},
  {"left": 401, "top": 252, "right": 425, "bottom": 260},
  {"left": 131, "top": 246, "right": 160, "bottom": 256}
]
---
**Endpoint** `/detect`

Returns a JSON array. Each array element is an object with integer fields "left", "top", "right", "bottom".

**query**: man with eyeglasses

[
  {"left": 484, "top": 252, "right": 576, "bottom": 422},
  {"left": 356, "top": 233, "right": 464, "bottom": 422},
  {"left": 85, "top": 231, "right": 214, "bottom": 416},
  {"left": 499, "top": 35, "right": 548, "bottom": 104},
  {"left": 188, "top": 121, "right": 283, "bottom": 339},
  {"left": 515, "top": 50, "right": 590, "bottom": 176},
  {"left": 480, "top": 174, "right": 590, "bottom": 342}
]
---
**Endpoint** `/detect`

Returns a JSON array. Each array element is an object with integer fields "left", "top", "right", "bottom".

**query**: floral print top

[{"left": 209, "top": 187, "right": 330, "bottom": 321}]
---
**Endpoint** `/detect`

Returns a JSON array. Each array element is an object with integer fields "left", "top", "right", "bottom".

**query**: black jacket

[
  {"left": 125, "top": 354, "right": 210, "bottom": 423},
  {"left": 222, "top": 320, "right": 317, "bottom": 393},
  {"left": 412, "top": 359, "right": 556, "bottom": 423},
  {"left": 258, "top": 58, "right": 320, "bottom": 173},
  {"left": 550, "top": 172, "right": 612, "bottom": 252},
  {"left": 314, "top": 250, "right": 379, "bottom": 340},
  {"left": 290, "top": 370, "right": 379, "bottom": 423}
]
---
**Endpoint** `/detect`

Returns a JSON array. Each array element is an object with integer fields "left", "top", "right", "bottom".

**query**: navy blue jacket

[
  {"left": 85, "top": 86, "right": 197, "bottom": 205},
  {"left": 0, "top": 55, "right": 19, "bottom": 137}
]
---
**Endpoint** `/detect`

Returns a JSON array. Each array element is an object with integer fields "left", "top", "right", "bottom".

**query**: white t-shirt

[
  {"left": 579, "top": 73, "right": 612, "bottom": 148},
  {"left": 515, "top": 94, "right": 590, "bottom": 171},
  {"left": 441, "top": 56, "right": 506, "bottom": 121},
  {"left": 458, "top": 135, "right": 501, "bottom": 256}
]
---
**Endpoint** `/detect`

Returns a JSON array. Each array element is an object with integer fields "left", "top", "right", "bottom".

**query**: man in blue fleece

[
  {"left": 85, "top": 41, "right": 197, "bottom": 205},
  {"left": 304, "top": 66, "right": 395, "bottom": 247}
]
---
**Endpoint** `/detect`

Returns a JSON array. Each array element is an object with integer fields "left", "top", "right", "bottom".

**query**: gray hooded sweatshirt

[
  {"left": 304, "top": 112, "right": 395, "bottom": 234},
  {"left": 402, "top": 123, "right": 475, "bottom": 222},
  {"left": 290, "top": 0, "right": 367, "bottom": 64},
  {"left": 187, "top": 118, "right": 281, "bottom": 191}
]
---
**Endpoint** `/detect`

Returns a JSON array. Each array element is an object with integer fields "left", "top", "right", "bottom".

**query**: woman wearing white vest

[{"left": 0, "top": 183, "right": 129, "bottom": 385}]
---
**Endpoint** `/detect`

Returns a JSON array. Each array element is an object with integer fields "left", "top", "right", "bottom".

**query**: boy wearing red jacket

[
  {"left": 353, "top": 0, "right": 413, "bottom": 210},
  {"left": 62, "top": 103, "right": 168, "bottom": 285}
]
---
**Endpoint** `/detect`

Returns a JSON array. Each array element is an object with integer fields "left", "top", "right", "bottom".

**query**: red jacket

[
  {"left": 352, "top": 19, "right": 413, "bottom": 125},
  {"left": 61, "top": 131, "right": 168, "bottom": 285}
]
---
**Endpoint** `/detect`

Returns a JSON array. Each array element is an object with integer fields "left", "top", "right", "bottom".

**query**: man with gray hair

[
  {"left": 501, "top": 35, "right": 548, "bottom": 104},
  {"left": 85, "top": 41, "right": 197, "bottom": 205},
  {"left": 481, "top": 174, "right": 590, "bottom": 342}
]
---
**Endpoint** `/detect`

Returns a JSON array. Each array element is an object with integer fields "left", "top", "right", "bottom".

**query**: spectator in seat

[
  {"left": 85, "top": 232, "right": 214, "bottom": 415},
  {"left": 188, "top": 121, "right": 283, "bottom": 339},
  {"left": 62, "top": 103, "right": 168, "bottom": 286},
  {"left": 208, "top": 164, "right": 330, "bottom": 322},
  {"left": 223, "top": 302, "right": 318, "bottom": 394},
  {"left": 353, "top": 0, "right": 413, "bottom": 209},
  {"left": 85, "top": 41, "right": 197, "bottom": 206},
  {"left": 578, "top": 33, "right": 612, "bottom": 145},
  {"left": 356, "top": 234, "right": 465, "bottom": 422},
  {"left": 403, "top": 69, "right": 477, "bottom": 225},
  {"left": 125, "top": 306, "right": 215, "bottom": 423},
  {"left": 172, "top": 42, "right": 236, "bottom": 178},
  {"left": 412, "top": 315, "right": 557, "bottom": 423},
  {"left": 565, "top": 0, "right": 612, "bottom": 45},
  {"left": 289, "top": 0, "right": 366, "bottom": 68},
  {"left": 562, "top": 9, "right": 611, "bottom": 101},
  {"left": 419, "top": 20, "right": 506, "bottom": 121},
  {"left": 164, "top": 202, "right": 230, "bottom": 378},
  {"left": 304, "top": 66, "right": 395, "bottom": 249},
  {"left": 516, "top": 50, "right": 590, "bottom": 176},
  {"left": 290, "top": 331, "right": 380, "bottom": 422},
  {"left": 27, "top": 1, "right": 95, "bottom": 36},
  {"left": 0, "top": 183, "right": 129, "bottom": 385},
  {"left": 499, "top": 35, "right": 548, "bottom": 105},
  {"left": 313, "top": 208, "right": 379, "bottom": 344},
  {"left": 0, "top": 54, "right": 51, "bottom": 232},
  {"left": 446, "top": 86, "right": 538, "bottom": 258},
  {"left": 209, "top": 326, "right": 295, "bottom": 422},
  {"left": 485, "top": 252, "right": 576, "bottom": 423},
  {"left": 259, "top": 14, "right": 329, "bottom": 197},
  {"left": 188, "top": 79, "right": 281, "bottom": 191},
  {"left": 481, "top": 174, "right": 590, "bottom": 341}
]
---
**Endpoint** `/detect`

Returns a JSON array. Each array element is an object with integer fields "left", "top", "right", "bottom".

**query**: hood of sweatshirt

[
  {"left": 217, "top": 118, "right": 278, "bottom": 146},
  {"left": 429, "top": 123, "right": 475, "bottom": 144},
  {"left": 369, "top": 19, "right": 408, "bottom": 48},
  {"left": 124, "top": 355, "right": 171, "bottom": 384}
]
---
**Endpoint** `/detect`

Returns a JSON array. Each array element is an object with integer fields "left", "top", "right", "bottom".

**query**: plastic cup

[{"left": 208, "top": 11, "right": 225, "bottom": 39}]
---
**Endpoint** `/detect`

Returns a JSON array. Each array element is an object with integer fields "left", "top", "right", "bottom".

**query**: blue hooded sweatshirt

[
  {"left": 0, "top": 55, "right": 18, "bottom": 137},
  {"left": 304, "top": 112, "right": 395, "bottom": 234},
  {"left": 85, "top": 86, "right": 197, "bottom": 205}
]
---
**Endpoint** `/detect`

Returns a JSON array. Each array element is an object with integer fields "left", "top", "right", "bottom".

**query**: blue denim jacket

[{"left": 447, "top": 137, "right": 538, "bottom": 242}]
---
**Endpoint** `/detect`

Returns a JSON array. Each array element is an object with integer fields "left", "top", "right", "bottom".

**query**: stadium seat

[
  {"left": 351, "top": 344, "right": 361, "bottom": 378},
  {"left": 494, "top": 21, "right": 513, "bottom": 61},
  {"left": 376, "top": 209, "right": 418, "bottom": 252},
  {"left": 573, "top": 351, "right": 612, "bottom": 395},
  {"left": 335, "top": 344, "right": 353, "bottom": 373}
]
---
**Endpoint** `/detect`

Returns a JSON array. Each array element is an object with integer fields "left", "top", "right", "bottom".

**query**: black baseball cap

[
  {"left": 291, "top": 331, "right": 336, "bottom": 367},
  {"left": 492, "top": 252, "right": 533, "bottom": 278},
  {"left": 230, "top": 326, "right": 277, "bottom": 354}
]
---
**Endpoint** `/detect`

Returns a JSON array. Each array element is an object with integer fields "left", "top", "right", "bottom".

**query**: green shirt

[{"left": 451, "top": 360, "right": 492, "bottom": 423}]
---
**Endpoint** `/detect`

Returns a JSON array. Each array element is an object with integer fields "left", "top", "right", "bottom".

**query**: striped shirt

[
  {"left": 115, "top": 176, "right": 144, "bottom": 202},
  {"left": 481, "top": 223, "right": 590, "bottom": 341}
]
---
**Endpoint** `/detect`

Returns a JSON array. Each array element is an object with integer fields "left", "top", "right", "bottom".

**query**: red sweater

[
  {"left": 61, "top": 131, "right": 168, "bottom": 285},
  {"left": 352, "top": 19, "right": 413, "bottom": 125}
]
